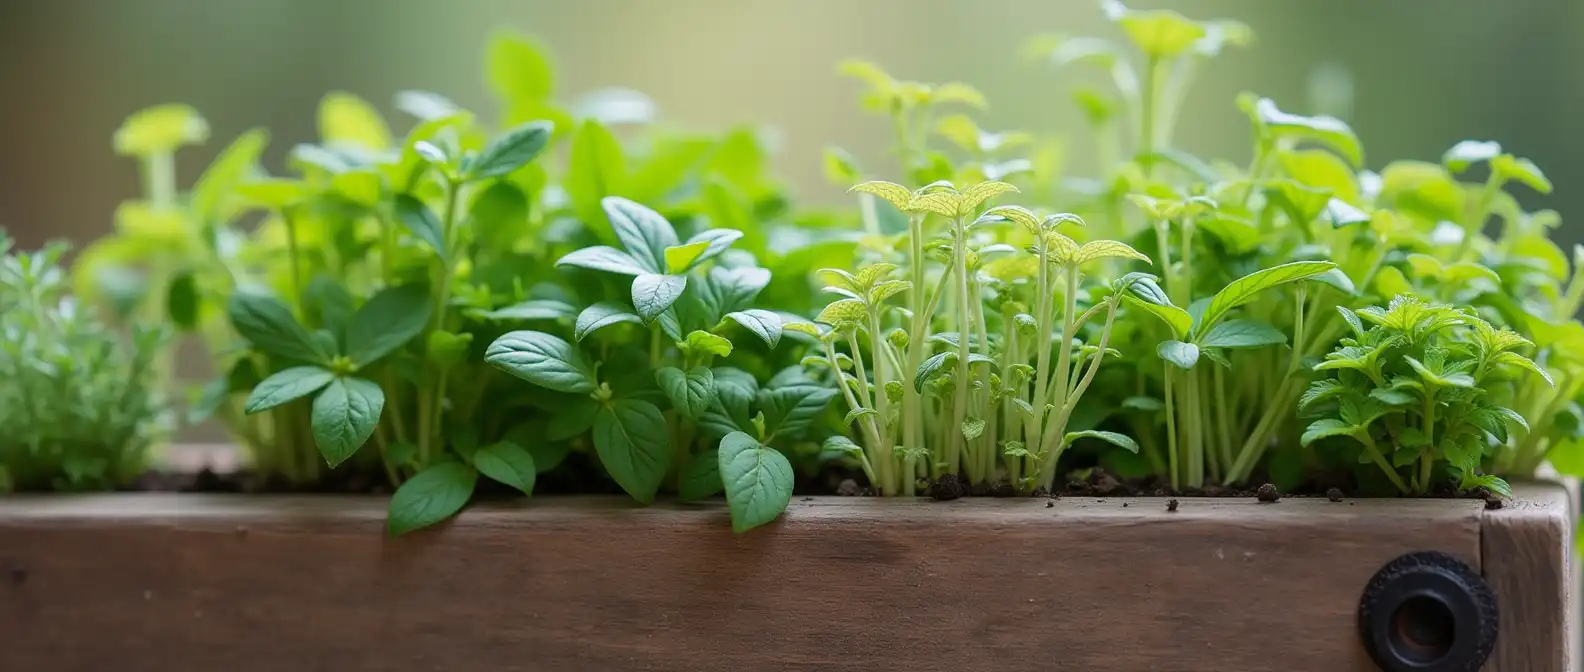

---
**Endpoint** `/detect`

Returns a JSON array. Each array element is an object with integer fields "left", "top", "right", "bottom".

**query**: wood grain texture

[
  {"left": 0, "top": 493, "right": 1490, "bottom": 672},
  {"left": 1484, "top": 481, "right": 1577, "bottom": 672}
]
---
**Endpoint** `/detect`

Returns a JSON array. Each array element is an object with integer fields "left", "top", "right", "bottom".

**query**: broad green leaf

[
  {"left": 468, "top": 299, "right": 577, "bottom": 323},
  {"left": 677, "top": 450, "right": 723, "bottom": 503},
  {"left": 914, "top": 352, "right": 954, "bottom": 392},
  {"left": 1196, "top": 261, "right": 1335, "bottom": 336},
  {"left": 166, "top": 272, "right": 199, "bottom": 330},
  {"left": 725, "top": 309, "right": 782, "bottom": 348},
  {"left": 1122, "top": 396, "right": 1165, "bottom": 412},
  {"left": 594, "top": 400, "right": 671, "bottom": 504},
  {"left": 1198, "top": 319, "right": 1286, "bottom": 349},
  {"left": 556, "top": 246, "right": 649, "bottom": 276},
  {"left": 228, "top": 290, "right": 328, "bottom": 363},
  {"left": 387, "top": 462, "right": 477, "bottom": 536},
  {"left": 632, "top": 274, "right": 687, "bottom": 322},
  {"left": 1374, "top": 266, "right": 1414, "bottom": 300},
  {"left": 1301, "top": 418, "right": 1356, "bottom": 446},
  {"left": 575, "top": 301, "right": 642, "bottom": 341},
  {"left": 567, "top": 119, "right": 627, "bottom": 234},
  {"left": 235, "top": 178, "right": 308, "bottom": 209},
  {"left": 684, "top": 229, "right": 745, "bottom": 267},
  {"left": 114, "top": 103, "right": 208, "bottom": 156},
  {"left": 311, "top": 377, "right": 385, "bottom": 467},
  {"left": 393, "top": 194, "right": 446, "bottom": 255},
  {"left": 710, "top": 266, "right": 772, "bottom": 313},
  {"left": 1157, "top": 340, "right": 1200, "bottom": 370},
  {"left": 1379, "top": 161, "right": 1463, "bottom": 222},
  {"left": 684, "top": 330, "right": 734, "bottom": 358},
  {"left": 1264, "top": 179, "right": 1333, "bottom": 225},
  {"left": 1491, "top": 154, "right": 1552, "bottom": 194},
  {"left": 244, "top": 366, "right": 335, "bottom": 414},
  {"left": 759, "top": 369, "right": 838, "bottom": 439},
  {"left": 486, "top": 30, "right": 554, "bottom": 103},
  {"left": 1197, "top": 213, "right": 1261, "bottom": 254},
  {"left": 346, "top": 284, "right": 432, "bottom": 367},
  {"left": 603, "top": 197, "right": 679, "bottom": 274},
  {"left": 665, "top": 240, "right": 712, "bottom": 274},
  {"left": 822, "top": 147, "right": 863, "bottom": 185},
  {"left": 1074, "top": 239, "right": 1150, "bottom": 265},
  {"left": 473, "top": 442, "right": 537, "bottom": 495},
  {"left": 816, "top": 298, "right": 868, "bottom": 326},
  {"left": 1116, "top": 8, "right": 1205, "bottom": 58},
  {"left": 718, "top": 431, "right": 794, "bottom": 533},
  {"left": 957, "top": 181, "right": 1019, "bottom": 214},
  {"left": 658, "top": 366, "right": 715, "bottom": 420},
  {"left": 1442, "top": 140, "right": 1501, "bottom": 173},
  {"left": 1064, "top": 430, "right": 1139, "bottom": 453},
  {"left": 318, "top": 92, "right": 390, "bottom": 151},
  {"left": 1254, "top": 97, "right": 1362, "bottom": 167},
  {"left": 485, "top": 331, "right": 597, "bottom": 393},
  {"left": 1280, "top": 148, "right": 1358, "bottom": 204},
  {"left": 1310, "top": 269, "right": 1357, "bottom": 296},
  {"left": 468, "top": 120, "right": 553, "bottom": 180},
  {"left": 192, "top": 128, "right": 268, "bottom": 220},
  {"left": 502, "top": 422, "right": 571, "bottom": 472},
  {"left": 1468, "top": 406, "right": 1528, "bottom": 444}
]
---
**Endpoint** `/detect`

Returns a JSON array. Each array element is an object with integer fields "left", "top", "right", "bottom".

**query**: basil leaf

[
  {"left": 593, "top": 399, "right": 671, "bottom": 505},
  {"left": 657, "top": 366, "right": 715, "bottom": 420},
  {"left": 724, "top": 309, "right": 782, "bottom": 348},
  {"left": 228, "top": 290, "right": 329, "bottom": 364},
  {"left": 555, "top": 246, "right": 651, "bottom": 276},
  {"left": 473, "top": 441, "right": 538, "bottom": 495},
  {"left": 1198, "top": 319, "right": 1286, "bottom": 349},
  {"left": 387, "top": 462, "right": 477, "bottom": 536},
  {"left": 1157, "top": 340, "right": 1200, "bottom": 370},
  {"left": 602, "top": 196, "right": 679, "bottom": 274},
  {"left": 244, "top": 366, "right": 335, "bottom": 414},
  {"left": 631, "top": 273, "right": 687, "bottom": 323},
  {"left": 393, "top": 193, "right": 446, "bottom": 255},
  {"left": 485, "top": 331, "right": 597, "bottom": 394},
  {"left": 718, "top": 431, "right": 794, "bottom": 533},
  {"left": 467, "top": 120, "right": 553, "bottom": 180},
  {"left": 574, "top": 301, "right": 642, "bottom": 341},
  {"left": 677, "top": 449, "right": 723, "bottom": 503},
  {"left": 310, "top": 377, "right": 385, "bottom": 467},
  {"left": 347, "top": 283, "right": 432, "bottom": 367}
]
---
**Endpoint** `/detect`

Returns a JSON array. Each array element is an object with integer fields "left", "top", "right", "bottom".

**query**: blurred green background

[{"left": 1, "top": 0, "right": 1579, "bottom": 248}]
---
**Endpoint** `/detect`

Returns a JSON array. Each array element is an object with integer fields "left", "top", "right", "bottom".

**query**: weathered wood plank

[
  {"left": 1484, "top": 482, "right": 1577, "bottom": 672},
  {"left": 0, "top": 493, "right": 1486, "bottom": 672}
]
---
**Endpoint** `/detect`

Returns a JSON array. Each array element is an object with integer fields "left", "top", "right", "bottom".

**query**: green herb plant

[{"left": 0, "top": 234, "right": 171, "bottom": 492}]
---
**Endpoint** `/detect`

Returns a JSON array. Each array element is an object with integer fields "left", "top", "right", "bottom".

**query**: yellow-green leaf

[
  {"left": 487, "top": 30, "right": 554, "bottom": 103},
  {"left": 318, "top": 92, "right": 391, "bottom": 151},
  {"left": 979, "top": 205, "right": 1041, "bottom": 232},
  {"left": 1116, "top": 8, "right": 1207, "bottom": 59},
  {"left": 816, "top": 299, "right": 868, "bottom": 326},
  {"left": 1280, "top": 149, "right": 1358, "bottom": 205},
  {"left": 683, "top": 331, "right": 733, "bottom": 358},
  {"left": 1491, "top": 154, "right": 1553, "bottom": 194},
  {"left": 664, "top": 240, "right": 711, "bottom": 274},
  {"left": 957, "top": 181, "right": 1019, "bottom": 214},
  {"left": 1075, "top": 240, "right": 1150, "bottom": 265},
  {"left": 909, "top": 191, "right": 962, "bottom": 218},
  {"left": 235, "top": 179, "right": 309, "bottom": 209},
  {"left": 931, "top": 82, "right": 988, "bottom": 109},
  {"left": 114, "top": 104, "right": 209, "bottom": 156},
  {"left": 1254, "top": 98, "right": 1362, "bottom": 167},
  {"left": 850, "top": 181, "right": 911, "bottom": 211}
]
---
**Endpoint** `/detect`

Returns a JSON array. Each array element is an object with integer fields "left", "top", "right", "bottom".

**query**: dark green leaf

[
  {"left": 718, "top": 431, "right": 794, "bottom": 533},
  {"left": 473, "top": 442, "right": 538, "bottom": 495},
  {"left": 1198, "top": 319, "right": 1286, "bottom": 349},
  {"left": 1196, "top": 261, "right": 1335, "bottom": 336},
  {"left": 632, "top": 273, "right": 687, "bottom": 322},
  {"left": 244, "top": 366, "right": 335, "bottom": 414},
  {"left": 759, "top": 369, "right": 837, "bottom": 440},
  {"left": 347, "top": 284, "right": 432, "bottom": 367},
  {"left": 228, "top": 290, "right": 328, "bottom": 363},
  {"left": 657, "top": 366, "right": 715, "bottom": 420},
  {"left": 468, "top": 120, "right": 553, "bottom": 180},
  {"left": 387, "top": 462, "right": 477, "bottom": 536},
  {"left": 603, "top": 196, "right": 678, "bottom": 274},
  {"left": 593, "top": 399, "right": 671, "bottom": 504},
  {"left": 310, "top": 377, "right": 385, "bottom": 467},
  {"left": 575, "top": 301, "right": 642, "bottom": 341},
  {"left": 1064, "top": 430, "right": 1139, "bottom": 453},
  {"left": 485, "top": 331, "right": 597, "bottom": 394},
  {"left": 167, "top": 272, "right": 199, "bottom": 330},
  {"left": 724, "top": 309, "right": 782, "bottom": 348},
  {"left": 469, "top": 299, "right": 577, "bottom": 323},
  {"left": 677, "top": 450, "right": 723, "bottom": 503},
  {"left": 393, "top": 194, "right": 446, "bottom": 255}
]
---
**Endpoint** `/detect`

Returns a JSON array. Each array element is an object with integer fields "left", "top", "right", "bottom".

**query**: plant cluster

[
  {"left": 0, "top": 233, "right": 171, "bottom": 492},
  {"left": 51, "top": 1, "right": 1584, "bottom": 534},
  {"left": 75, "top": 31, "right": 851, "bottom": 533},
  {"left": 810, "top": 0, "right": 1578, "bottom": 499}
]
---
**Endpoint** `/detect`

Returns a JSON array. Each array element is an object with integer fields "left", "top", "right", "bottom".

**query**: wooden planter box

[{"left": 0, "top": 483, "right": 1574, "bottom": 671}]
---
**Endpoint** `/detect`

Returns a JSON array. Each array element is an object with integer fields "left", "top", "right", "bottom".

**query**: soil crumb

[
  {"left": 836, "top": 479, "right": 861, "bottom": 497},
  {"left": 1326, "top": 487, "right": 1344, "bottom": 503},
  {"left": 931, "top": 474, "right": 965, "bottom": 501},
  {"left": 1485, "top": 497, "right": 1505, "bottom": 510},
  {"left": 1045, "top": 500, "right": 1054, "bottom": 509},
  {"left": 1256, "top": 483, "right": 1281, "bottom": 503},
  {"left": 1166, "top": 499, "right": 1179, "bottom": 512}
]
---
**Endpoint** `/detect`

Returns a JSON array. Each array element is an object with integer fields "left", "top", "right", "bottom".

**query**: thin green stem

[{"left": 1359, "top": 432, "right": 1410, "bottom": 493}]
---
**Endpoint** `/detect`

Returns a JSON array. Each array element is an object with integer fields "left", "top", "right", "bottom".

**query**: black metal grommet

[{"left": 1357, "top": 551, "right": 1497, "bottom": 672}]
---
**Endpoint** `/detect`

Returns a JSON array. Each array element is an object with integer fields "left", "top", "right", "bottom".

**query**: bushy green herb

[
  {"left": 0, "top": 234, "right": 171, "bottom": 491},
  {"left": 812, "top": 0, "right": 1579, "bottom": 497}
]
